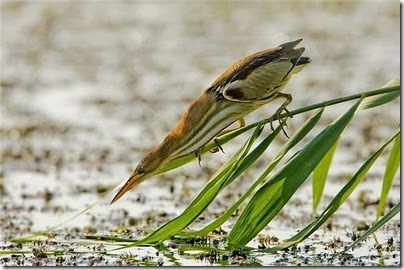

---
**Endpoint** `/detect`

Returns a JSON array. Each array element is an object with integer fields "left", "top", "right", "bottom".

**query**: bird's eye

[{"left": 137, "top": 167, "right": 145, "bottom": 174}]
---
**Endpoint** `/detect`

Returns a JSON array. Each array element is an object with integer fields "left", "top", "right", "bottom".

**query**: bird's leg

[
  {"left": 267, "top": 92, "right": 293, "bottom": 137},
  {"left": 210, "top": 118, "right": 246, "bottom": 153},
  {"left": 216, "top": 117, "right": 246, "bottom": 137}
]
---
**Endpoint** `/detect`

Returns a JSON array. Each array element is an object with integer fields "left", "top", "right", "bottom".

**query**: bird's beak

[{"left": 110, "top": 172, "right": 144, "bottom": 204}]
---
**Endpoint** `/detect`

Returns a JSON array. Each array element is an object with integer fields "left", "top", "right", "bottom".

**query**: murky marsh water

[{"left": 1, "top": 1, "right": 400, "bottom": 266}]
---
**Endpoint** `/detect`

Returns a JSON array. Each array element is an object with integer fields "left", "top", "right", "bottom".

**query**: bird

[{"left": 111, "top": 38, "right": 310, "bottom": 204}]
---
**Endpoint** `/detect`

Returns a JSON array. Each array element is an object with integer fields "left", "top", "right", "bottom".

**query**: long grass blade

[
  {"left": 227, "top": 100, "right": 362, "bottom": 246},
  {"left": 312, "top": 138, "right": 339, "bottom": 214},
  {"left": 265, "top": 128, "right": 400, "bottom": 253},
  {"left": 11, "top": 186, "right": 118, "bottom": 243},
  {"left": 376, "top": 131, "right": 400, "bottom": 221}
]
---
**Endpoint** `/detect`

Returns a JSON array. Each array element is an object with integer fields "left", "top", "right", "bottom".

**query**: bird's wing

[
  {"left": 222, "top": 58, "right": 296, "bottom": 102},
  {"left": 210, "top": 39, "right": 307, "bottom": 102}
]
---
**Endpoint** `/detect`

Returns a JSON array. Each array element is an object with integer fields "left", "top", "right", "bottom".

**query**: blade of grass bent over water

[
  {"left": 10, "top": 186, "right": 120, "bottom": 244},
  {"left": 228, "top": 100, "right": 362, "bottom": 246}
]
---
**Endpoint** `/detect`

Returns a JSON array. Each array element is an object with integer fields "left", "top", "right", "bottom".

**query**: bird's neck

[{"left": 154, "top": 91, "right": 220, "bottom": 161}]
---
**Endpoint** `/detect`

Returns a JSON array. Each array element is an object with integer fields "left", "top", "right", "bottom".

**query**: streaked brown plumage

[{"left": 111, "top": 38, "right": 310, "bottom": 204}]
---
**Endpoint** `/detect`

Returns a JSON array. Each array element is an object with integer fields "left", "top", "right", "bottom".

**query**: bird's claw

[
  {"left": 268, "top": 106, "right": 292, "bottom": 137},
  {"left": 195, "top": 149, "right": 202, "bottom": 166},
  {"left": 210, "top": 138, "right": 225, "bottom": 154}
]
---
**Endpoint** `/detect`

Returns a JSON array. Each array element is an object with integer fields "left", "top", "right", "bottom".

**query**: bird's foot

[{"left": 268, "top": 106, "right": 293, "bottom": 137}]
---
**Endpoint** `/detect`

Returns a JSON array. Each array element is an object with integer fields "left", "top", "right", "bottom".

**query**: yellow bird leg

[
  {"left": 210, "top": 118, "right": 246, "bottom": 153},
  {"left": 218, "top": 117, "right": 246, "bottom": 137},
  {"left": 194, "top": 113, "right": 243, "bottom": 159}
]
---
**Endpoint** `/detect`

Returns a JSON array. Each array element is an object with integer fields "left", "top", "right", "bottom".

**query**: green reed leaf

[
  {"left": 312, "top": 138, "right": 339, "bottom": 214},
  {"left": 376, "top": 130, "right": 400, "bottom": 221},
  {"left": 227, "top": 100, "right": 362, "bottom": 245}
]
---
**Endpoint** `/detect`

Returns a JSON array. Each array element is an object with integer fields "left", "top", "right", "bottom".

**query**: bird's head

[{"left": 110, "top": 148, "right": 168, "bottom": 204}]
